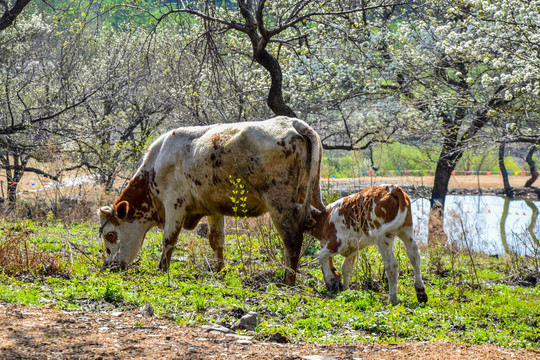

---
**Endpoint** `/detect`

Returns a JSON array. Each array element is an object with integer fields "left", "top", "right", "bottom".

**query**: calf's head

[{"left": 98, "top": 201, "right": 147, "bottom": 269}]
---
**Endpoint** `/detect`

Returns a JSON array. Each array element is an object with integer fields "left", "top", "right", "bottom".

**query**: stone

[
  {"left": 232, "top": 311, "right": 258, "bottom": 331},
  {"left": 141, "top": 302, "right": 154, "bottom": 317},
  {"left": 201, "top": 323, "right": 232, "bottom": 334},
  {"left": 236, "top": 339, "right": 253, "bottom": 345}
]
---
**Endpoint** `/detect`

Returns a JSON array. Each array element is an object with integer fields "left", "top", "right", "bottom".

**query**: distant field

[{"left": 325, "top": 175, "right": 533, "bottom": 190}]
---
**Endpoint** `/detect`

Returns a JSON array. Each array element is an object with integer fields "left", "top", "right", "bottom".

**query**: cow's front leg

[
  {"left": 341, "top": 252, "right": 357, "bottom": 290},
  {"left": 207, "top": 215, "right": 225, "bottom": 272},
  {"left": 377, "top": 236, "right": 399, "bottom": 305},
  {"left": 159, "top": 212, "right": 185, "bottom": 271},
  {"left": 398, "top": 230, "right": 428, "bottom": 303},
  {"left": 319, "top": 247, "right": 343, "bottom": 292}
]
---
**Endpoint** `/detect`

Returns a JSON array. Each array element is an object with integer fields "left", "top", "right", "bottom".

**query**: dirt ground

[{"left": 1, "top": 301, "right": 539, "bottom": 360}]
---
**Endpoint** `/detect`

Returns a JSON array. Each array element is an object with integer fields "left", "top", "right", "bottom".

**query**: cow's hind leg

[
  {"left": 398, "top": 229, "right": 428, "bottom": 303},
  {"left": 158, "top": 209, "right": 185, "bottom": 272},
  {"left": 377, "top": 236, "right": 399, "bottom": 305},
  {"left": 268, "top": 206, "right": 304, "bottom": 285},
  {"left": 207, "top": 215, "right": 225, "bottom": 272}
]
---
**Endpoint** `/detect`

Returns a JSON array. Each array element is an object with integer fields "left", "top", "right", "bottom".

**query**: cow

[
  {"left": 98, "top": 116, "right": 325, "bottom": 285},
  {"left": 303, "top": 185, "right": 428, "bottom": 305}
]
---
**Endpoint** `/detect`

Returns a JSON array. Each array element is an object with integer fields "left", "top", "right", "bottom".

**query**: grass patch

[{"left": 0, "top": 218, "right": 539, "bottom": 349}]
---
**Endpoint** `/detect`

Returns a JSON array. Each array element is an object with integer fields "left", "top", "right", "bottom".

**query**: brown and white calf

[
  {"left": 305, "top": 185, "right": 428, "bottom": 305},
  {"left": 98, "top": 116, "right": 325, "bottom": 285}
]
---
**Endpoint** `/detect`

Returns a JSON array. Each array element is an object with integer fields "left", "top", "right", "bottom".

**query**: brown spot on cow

[{"left": 211, "top": 135, "right": 221, "bottom": 149}]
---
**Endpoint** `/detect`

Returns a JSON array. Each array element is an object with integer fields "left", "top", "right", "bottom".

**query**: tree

[
  {"left": 127, "top": 0, "right": 400, "bottom": 120},
  {"left": 0, "top": 0, "right": 31, "bottom": 32}
]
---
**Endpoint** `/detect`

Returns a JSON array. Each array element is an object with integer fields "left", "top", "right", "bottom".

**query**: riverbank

[{"left": 324, "top": 175, "right": 540, "bottom": 199}]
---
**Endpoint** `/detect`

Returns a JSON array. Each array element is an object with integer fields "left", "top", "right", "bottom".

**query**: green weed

[{"left": 0, "top": 218, "right": 538, "bottom": 349}]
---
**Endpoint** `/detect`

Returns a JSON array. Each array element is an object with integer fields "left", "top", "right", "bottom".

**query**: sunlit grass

[{"left": 0, "top": 218, "right": 539, "bottom": 349}]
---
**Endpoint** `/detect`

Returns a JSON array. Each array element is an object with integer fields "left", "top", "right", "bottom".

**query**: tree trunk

[
  {"left": 428, "top": 135, "right": 465, "bottom": 245},
  {"left": 4, "top": 155, "right": 27, "bottom": 205},
  {"left": 498, "top": 138, "right": 514, "bottom": 197},
  {"left": 524, "top": 145, "right": 538, "bottom": 188},
  {"left": 252, "top": 46, "right": 297, "bottom": 117}
]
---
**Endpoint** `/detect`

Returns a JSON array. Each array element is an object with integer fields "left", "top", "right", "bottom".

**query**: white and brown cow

[
  {"left": 305, "top": 185, "right": 428, "bottom": 305},
  {"left": 98, "top": 116, "right": 325, "bottom": 285}
]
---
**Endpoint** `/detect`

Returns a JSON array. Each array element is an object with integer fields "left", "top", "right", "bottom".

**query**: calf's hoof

[
  {"left": 325, "top": 279, "right": 343, "bottom": 293},
  {"left": 158, "top": 260, "right": 170, "bottom": 272}
]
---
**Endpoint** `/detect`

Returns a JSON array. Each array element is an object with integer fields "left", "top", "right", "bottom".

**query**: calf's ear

[
  {"left": 306, "top": 216, "right": 317, "bottom": 230},
  {"left": 115, "top": 201, "right": 129, "bottom": 220}
]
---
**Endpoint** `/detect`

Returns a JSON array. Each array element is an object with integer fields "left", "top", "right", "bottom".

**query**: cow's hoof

[{"left": 416, "top": 290, "right": 428, "bottom": 303}]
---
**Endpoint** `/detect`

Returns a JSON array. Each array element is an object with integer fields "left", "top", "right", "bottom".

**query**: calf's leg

[
  {"left": 319, "top": 246, "right": 343, "bottom": 292},
  {"left": 377, "top": 237, "right": 399, "bottom": 305},
  {"left": 341, "top": 253, "right": 358, "bottom": 290},
  {"left": 398, "top": 229, "right": 428, "bottom": 303}
]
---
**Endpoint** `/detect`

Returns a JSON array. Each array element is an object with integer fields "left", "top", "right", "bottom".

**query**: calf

[{"left": 305, "top": 185, "right": 428, "bottom": 305}]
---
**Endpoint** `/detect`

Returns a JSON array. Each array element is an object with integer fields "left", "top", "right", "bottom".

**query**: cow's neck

[{"left": 114, "top": 170, "right": 160, "bottom": 224}]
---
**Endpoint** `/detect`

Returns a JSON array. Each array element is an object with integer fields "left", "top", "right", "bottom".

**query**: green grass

[{"left": 0, "top": 219, "right": 539, "bottom": 349}]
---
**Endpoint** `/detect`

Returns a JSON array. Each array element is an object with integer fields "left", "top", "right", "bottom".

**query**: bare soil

[{"left": 1, "top": 301, "right": 539, "bottom": 360}]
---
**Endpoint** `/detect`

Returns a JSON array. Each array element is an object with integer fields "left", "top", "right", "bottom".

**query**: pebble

[
  {"left": 236, "top": 339, "right": 253, "bottom": 345},
  {"left": 201, "top": 323, "right": 232, "bottom": 334}
]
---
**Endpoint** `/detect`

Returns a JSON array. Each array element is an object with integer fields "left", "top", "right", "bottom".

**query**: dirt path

[{"left": 1, "top": 302, "right": 538, "bottom": 360}]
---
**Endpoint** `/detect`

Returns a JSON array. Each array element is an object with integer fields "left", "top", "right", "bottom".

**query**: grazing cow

[
  {"left": 98, "top": 116, "right": 325, "bottom": 285},
  {"left": 304, "top": 185, "right": 428, "bottom": 305}
]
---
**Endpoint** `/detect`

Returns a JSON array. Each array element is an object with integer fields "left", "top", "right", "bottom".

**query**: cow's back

[{"left": 144, "top": 117, "right": 313, "bottom": 217}]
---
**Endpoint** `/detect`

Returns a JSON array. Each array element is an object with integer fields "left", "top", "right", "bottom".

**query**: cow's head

[{"left": 98, "top": 201, "right": 147, "bottom": 269}]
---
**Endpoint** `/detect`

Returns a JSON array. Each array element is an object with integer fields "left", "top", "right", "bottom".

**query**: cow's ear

[
  {"left": 99, "top": 206, "right": 112, "bottom": 217},
  {"left": 115, "top": 201, "right": 129, "bottom": 220}
]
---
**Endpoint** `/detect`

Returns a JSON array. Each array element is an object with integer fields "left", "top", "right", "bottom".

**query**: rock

[
  {"left": 301, "top": 356, "right": 337, "bottom": 360},
  {"left": 201, "top": 323, "right": 232, "bottom": 334},
  {"left": 232, "top": 311, "right": 258, "bottom": 331},
  {"left": 267, "top": 332, "right": 289, "bottom": 344},
  {"left": 236, "top": 339, "right": 253, "bottom": 345},
  {"left": 142, "top": 302, "right": 154, "bottom": 317},
  {"left": 229, "top": 307, "right": 245, "bottom": 319}
]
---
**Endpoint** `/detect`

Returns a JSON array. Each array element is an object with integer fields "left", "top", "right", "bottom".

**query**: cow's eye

[{"left": 105, "top": 232, "right": 118, "bottom": 243}]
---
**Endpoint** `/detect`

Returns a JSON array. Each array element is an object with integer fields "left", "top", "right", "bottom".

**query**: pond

[{"left": 411, "top": 195, "right": 540, "bottom": 255}]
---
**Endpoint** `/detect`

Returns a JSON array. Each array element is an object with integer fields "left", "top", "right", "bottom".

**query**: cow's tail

[{"left": 292, "top": 119, "right": 325, "bottom": 222}]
